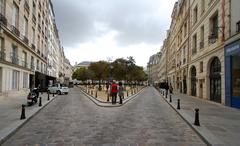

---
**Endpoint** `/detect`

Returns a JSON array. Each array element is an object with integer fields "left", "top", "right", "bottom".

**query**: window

[
  {"left": 23, "top": 17, "right": 28, "bottom": 37},
  {"left": 192, "top": 34, "right": 197, "bottom": 55},
  {"left": 232, "top": 54, "right": 240, "bottom": 97},
  {"left": 184, "top": 23, "right": 187, "bottom": 36},
  {"left": 237, "top": 21, "right": 240, "bottom": 33},
  {"left": 209, "top": 12, "right": 218, "bottom": 44},
  {"left": 210, "top": 12, "right": 219, "bottom": 38},
  {"left": 200, "top": 26, "right": 204, "bottom": 49},
  {"left": 12, "top": 70, "right": 19, "bottom": 90},
  {"left": 32, "top": 27, "right": 35, "bottom": 44},
  {"left": 41, "top": 62, "right": 43, "bottom": 72},
  {"left": 12, "top": 2, "right": 19, "bottom": 27},
  {"left": 37, "top": 59, "right": 39, "bottom": 70},
  {"left": 0, "top": 0, "right": 5, "bottom": 14},
  {"left": 22, "top": 51, "right": 27, "bottom": 68},
  {"left": 12, "top": 45, "right": 18, "bottom": 64},
  {"left": 200, "top": 61, "right": 203, "bottom": 73},
  {"left": 201, "top": 0, "right": 205, "bottom": 14},
  {"left": 23, "top": 72, "right": 28, "bottom": 88},
  {"left": 31, "top": 56, "right": 34, "bottom": 69},
  {"left": 193, "top": 6, "right": 198, "bottom": 24}
]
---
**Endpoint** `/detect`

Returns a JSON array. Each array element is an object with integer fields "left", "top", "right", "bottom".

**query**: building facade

[
  {"left": 151, "top": 0, "right": 240, "bottom": 108},
  {"left": 147, "top": 52, "right": 162, "bottom": 85},
  {"left": 0, "top": 0, "right": 71, "bottom": 97}
]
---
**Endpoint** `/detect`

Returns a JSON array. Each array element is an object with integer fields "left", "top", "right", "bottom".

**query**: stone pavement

[
  {"left": 157, "top": 88, "right": 240, "bottom": 146},
  {"left": 0, "top": 91, "right": 57, "bottom": 144},
  {"left": 2, "top": 87, "right": 206, "bottom": 146}
]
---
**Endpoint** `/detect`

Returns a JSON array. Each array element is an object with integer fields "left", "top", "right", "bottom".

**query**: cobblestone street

[{"left": 2, "top": 87, "right": 206, "bottom": 145}]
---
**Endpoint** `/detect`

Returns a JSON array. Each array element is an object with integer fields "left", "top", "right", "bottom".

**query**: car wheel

[{"left": 57, "top": 90, "right": 61, "bottom": 95}]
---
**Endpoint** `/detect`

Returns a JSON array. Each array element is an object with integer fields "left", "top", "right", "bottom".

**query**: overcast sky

[{"left": 52, "top": 0, "right": 176, "bottom": 67}]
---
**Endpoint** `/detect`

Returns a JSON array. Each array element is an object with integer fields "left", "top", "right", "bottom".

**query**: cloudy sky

[{"left": 52, "top": 0, "right": 176, "bottom": 67}]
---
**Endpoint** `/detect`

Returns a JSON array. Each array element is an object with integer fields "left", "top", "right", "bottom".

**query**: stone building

[
  {"left": 154, "top": 0, "right": 240, "bottom": 108},
  {"left": 0, "top": 0, "right": 70, "bottom": 97},
  {"left": 147, "top": 52, "right": 162, "bottom": 85}
]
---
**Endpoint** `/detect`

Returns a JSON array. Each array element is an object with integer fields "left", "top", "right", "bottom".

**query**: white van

[{"left": 47, "top": 83, "right": 69, "bottom": 95}]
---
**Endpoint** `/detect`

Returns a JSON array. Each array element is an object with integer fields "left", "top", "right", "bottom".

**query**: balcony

[
  {"left": 31, "top": 44, "right": 36, "bottom": 50},
  {"left": 23, "top": 36, "right": 29, "bottom": 45},
  {"left": 0, "top": 51, "right": 6, "bottom": 61},
  {"left": 11, "top": 25, "right": 20, "bottom": 37},
  {"left": 200, "top": 41, "right": 204, "bottom": 49},
  {"left": 208, "top": 34, "right": 218, "bottom": 44},
  {"left": 237, "top": 21, "right": 240, "bottom": 33},
  {"left": 0, "top": 13, "right": 7, "bottom": 26}
]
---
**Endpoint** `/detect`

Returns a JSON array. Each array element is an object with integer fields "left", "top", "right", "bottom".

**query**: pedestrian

[
  {"left": 118, "top": 82, "right": 124, "bottom": 104},
  {"left": 111, "top": 81, "right": 118, "bottom": 104}
]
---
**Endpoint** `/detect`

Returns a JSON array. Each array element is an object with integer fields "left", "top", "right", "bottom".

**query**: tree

[
  {"left": 88, "top": 61, "right": 109, "bottom": 82},
  {"left": 72, "top": 68, "right": 92, "bottom": 81}
]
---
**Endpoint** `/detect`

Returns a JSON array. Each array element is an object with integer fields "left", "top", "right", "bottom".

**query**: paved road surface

[{"left": 2, "top": 87, "right": 206, "bottom": 145}]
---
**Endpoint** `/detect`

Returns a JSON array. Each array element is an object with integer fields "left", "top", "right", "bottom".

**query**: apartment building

[
  {"left": 0, "top": 0, "right": 71, "bottom": 97},
  {"left": 147, "top": 52, "right": 162, "bottom": 85},
  {"left": 0, "top": 0, "right": 49, "bottom": 96},
  {"left": 151, "top": 0, "right": 240, "bottom": 108}
]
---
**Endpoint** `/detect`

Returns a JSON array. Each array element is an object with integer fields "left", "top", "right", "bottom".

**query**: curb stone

[
  {"left": 78, "top": 86, "right": 146, "bottom": 107},
  {"left": 0, "top": 94, "right": 58, "bottom": 145}
]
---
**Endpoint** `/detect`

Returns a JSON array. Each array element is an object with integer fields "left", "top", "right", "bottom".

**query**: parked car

[{"left": 47, "top": 83, "right": 69, "bottom": 95}]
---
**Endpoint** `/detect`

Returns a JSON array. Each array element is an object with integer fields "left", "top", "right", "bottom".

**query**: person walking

[
  {"left": 118, "top": 82, "right": 124, "bottom": 104},
  {"left": 111, "top": 81, "right": 118, "bottom": 104}
]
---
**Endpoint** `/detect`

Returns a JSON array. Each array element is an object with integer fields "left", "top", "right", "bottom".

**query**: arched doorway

[
  {"left": 210, "top": 57, "right": 221, "bottom": 103},
  {"left": 191, "top": 66, "right": 197, "bottom": 96}
]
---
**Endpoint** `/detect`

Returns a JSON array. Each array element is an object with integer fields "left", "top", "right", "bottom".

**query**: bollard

[
  {"left": 107, "top": 93, "right": 109, "bottom": 102},
  {"left": 20, "top": 104, "right": 26, "bottom": 120},
  {"left": 131, "top": 89, "right": 133, "bottom": 95},
  {"left": 163, "top": 91, "right": 165, "bottom": 96},
  {"left": 165, "top": 91, "right": 168, "bottom": 99},
  {"left": 194, "top": 109, "right": 200, "bottom": 126},
  {"left": 169, "top": 94, "right": 172, "bottom": 103},
  {"left": 47, "top": 92, "right": 50, "bottom": 101},
  {"left": 177, "top": 99, "right": 180, "bottom": 110},
  {"left": 39, "top": 97, "right": 42, "bottom": 107},
  {"left": 127, "top": 91, "right": 129, "bottom": 97},
  {"left": 91, "top": 90, "right": 93, "bottom": 95},
  {"left": 53, "top": 92, "right": 55, "bottom": 97},
  {"left": 95, "top": 91, "right": 98, "bottom": 98}
]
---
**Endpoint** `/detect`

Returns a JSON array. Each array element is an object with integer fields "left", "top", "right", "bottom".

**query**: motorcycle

[{"left": 27, "top": 88, "right": 38, "bottom": 106}]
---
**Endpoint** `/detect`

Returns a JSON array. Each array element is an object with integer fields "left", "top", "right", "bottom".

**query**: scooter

[{"left": 27, "top": 88, "right": 38, "bottom": 106}]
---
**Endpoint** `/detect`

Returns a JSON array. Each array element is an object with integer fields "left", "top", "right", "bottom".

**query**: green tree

[{"left": 88, "top": 61, "right": 109, "bottom": 82}]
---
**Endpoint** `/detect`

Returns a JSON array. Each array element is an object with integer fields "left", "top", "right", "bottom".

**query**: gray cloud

[{"left": 52, "top": 0, "right": 174, "bottom": 47}]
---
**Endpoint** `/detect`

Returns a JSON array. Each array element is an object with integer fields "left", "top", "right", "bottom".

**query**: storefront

[{"left": 225, "top": 39, "right": 240, "bottom": 108}]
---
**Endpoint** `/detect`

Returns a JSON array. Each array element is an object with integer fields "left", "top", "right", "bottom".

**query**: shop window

[{"left": 232, "top": 54, "right": 240, "bottom": 97}]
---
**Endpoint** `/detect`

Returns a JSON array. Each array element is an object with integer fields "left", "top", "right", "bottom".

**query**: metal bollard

[
  {"left": 53, "top": 92, "right": 55, "bottom": 97},
  {"left": 194, "top": 109, "right": 200, "bottom": 126},
  {"left": 165, "top": 91, "right": 168, "bottom": 98},
  {"left": 39, "top": 97, "right": 42, "bottom": 107},
  {"left": 127, "top": 91, "right": 129, "bottom": 97},
  {"left": 47, "top": 92, "right": 50, "bottom": 101},
  {"left": 107, "top": 93, "right": 109, "bottom": 102},
  {"left": 20, "top": 104, "right": 26, "bottom": 120},
  {"left": 169, "top": 94, "right": 172, "bottom": 103},
  {"left": 95, "top": 91, "right": 98, "bottom": 98},
  {"left": 163, "top": 91, "right": 165, "bottom": 96},
  {"left": 177, "top": 99, "right": 180, "bottom": 110},
  {"left": 91, "top": 90, "right": 93, "bottom": 95}
]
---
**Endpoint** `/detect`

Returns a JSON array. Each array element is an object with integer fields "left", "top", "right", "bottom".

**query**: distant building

[{"left": 74, "top": 61, "right": 91, "bottom": 71}]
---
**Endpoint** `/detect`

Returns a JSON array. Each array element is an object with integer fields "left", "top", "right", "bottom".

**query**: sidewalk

[
  {"left": 157, "top": 88, "right": 240, "bottom": 146},
  {"left": 0, "top": 92, "right": 57, "bottom": 144}
]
